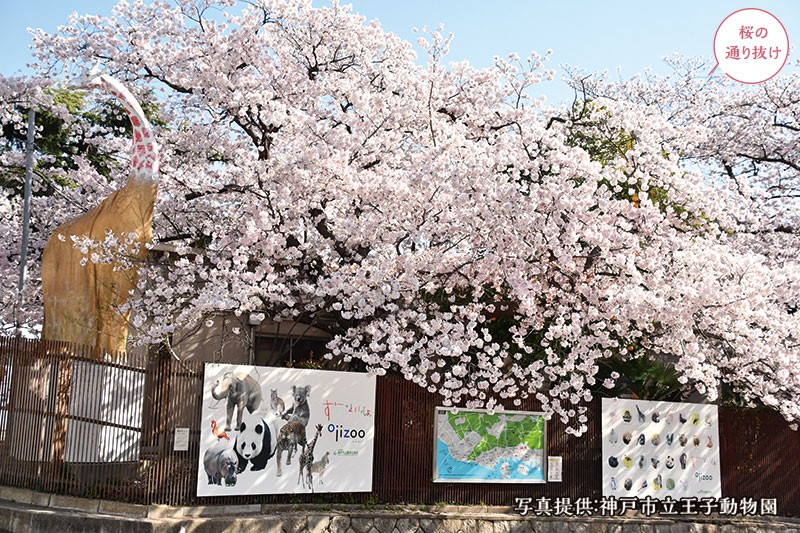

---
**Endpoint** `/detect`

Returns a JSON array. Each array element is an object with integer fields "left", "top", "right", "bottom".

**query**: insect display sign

[
  {"left": 197, "top": 363, "right": 376, "bottom": 496},
  {"left": 601, "top": 398, "right": 721, "bottom": 500}
]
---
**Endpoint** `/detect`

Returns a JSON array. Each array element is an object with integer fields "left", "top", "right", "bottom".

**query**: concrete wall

[
  {"left": 164, "top": 315, "right": 333, "bottom": 366},
  {"left": 170, "top": 314, "right": 250, "bottom": 365},
  {"left": 0, "top": 488, "right": 798, "bottom": 533}
]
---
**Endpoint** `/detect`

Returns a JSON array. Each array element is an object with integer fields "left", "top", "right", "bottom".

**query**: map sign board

[
  {"left": 197, "top": 363, "right": 376, "bottom": 497},
  {"left": 601, "top": 397, "right": 721, "bottom": 499},
  {"left": 433, "top": 407, "right": 546, "bottom": 483}
]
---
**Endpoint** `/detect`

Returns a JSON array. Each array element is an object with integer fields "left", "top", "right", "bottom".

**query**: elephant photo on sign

[{"left": 212, "top": 370, "right": 262, "bottom": 431}]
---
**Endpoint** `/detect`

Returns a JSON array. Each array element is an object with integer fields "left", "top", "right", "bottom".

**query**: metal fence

[{"left": 0, "top": 337, "right": 798, "bottom": 515}]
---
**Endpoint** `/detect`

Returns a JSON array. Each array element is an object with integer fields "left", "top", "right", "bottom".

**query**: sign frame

[
  {"left": 601, "top": 397, "right": 721, "bottom": 500},
  {"left": 432, "top": 406, "right": 548, "bottom": 484},
  {"left": 197, "top": 363, "right": 376, "bottom": 497}
]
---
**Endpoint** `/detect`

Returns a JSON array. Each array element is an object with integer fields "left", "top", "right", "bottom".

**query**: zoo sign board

[
  {"left": 601, "top": 398, "right": 721, "bottom": 500},
  {"left": 197, "top": 363, "right": 376, "bottom": 497}
]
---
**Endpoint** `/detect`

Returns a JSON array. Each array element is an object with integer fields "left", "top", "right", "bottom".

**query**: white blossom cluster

[{"left": 0, "top": 1, "right": 794, "bottom": 432}]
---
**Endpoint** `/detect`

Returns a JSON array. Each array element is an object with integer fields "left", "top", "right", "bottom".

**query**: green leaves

[{"left": 599, "top": 354, "right": 685, "bottom": 401}]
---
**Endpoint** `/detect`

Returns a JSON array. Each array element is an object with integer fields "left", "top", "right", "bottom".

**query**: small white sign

[
  {"left": 174, "top": 427, "right": 190, "bottom": 451},
  {"left": 547, "top": 456, "right": 563, "bottom": 482}
]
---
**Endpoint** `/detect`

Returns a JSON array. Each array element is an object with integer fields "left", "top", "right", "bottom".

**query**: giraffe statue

[
  {"left": 41, "top": 71, "right": 159, "bottom": 357},
  {"left": 298, "top": 423, "right": 323, "bottom": 490}
]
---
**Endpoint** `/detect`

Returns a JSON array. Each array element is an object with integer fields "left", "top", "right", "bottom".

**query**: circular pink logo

[{"left": 711, "top": 8, "right": 789, "bottom": 83}]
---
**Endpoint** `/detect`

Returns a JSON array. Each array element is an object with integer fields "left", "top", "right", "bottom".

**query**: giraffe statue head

[
  {"left": 69, "top": 63, "right": 104, "bottom": 90},
  {"left": 40, "top": 67, "right": 162, "bottom": 355},
  {"left": 70, "top": 66, "right": 160, "bottom": 183}
]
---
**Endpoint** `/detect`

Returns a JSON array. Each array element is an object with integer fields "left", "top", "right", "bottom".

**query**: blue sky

[{"left": 1, "top": 1, "right": 798, "bottom": 105}]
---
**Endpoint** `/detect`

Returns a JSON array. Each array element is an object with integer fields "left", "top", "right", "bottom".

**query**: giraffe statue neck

[{"left": 88, "top": 74, "right": 160, "bottom": 183}]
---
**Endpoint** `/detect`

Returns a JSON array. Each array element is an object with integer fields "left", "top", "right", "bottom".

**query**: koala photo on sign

[{"left": 197, "top": 363, "right": 376, "bottom": 497}]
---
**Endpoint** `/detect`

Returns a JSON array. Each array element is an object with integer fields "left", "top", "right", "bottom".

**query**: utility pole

[{"left": 16, "top": 109, "right": 35, "bottom": 334}]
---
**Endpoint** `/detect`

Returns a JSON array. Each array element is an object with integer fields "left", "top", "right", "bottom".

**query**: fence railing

[{"left": 0, "top": 336, "right": 798, "bottom": 515}]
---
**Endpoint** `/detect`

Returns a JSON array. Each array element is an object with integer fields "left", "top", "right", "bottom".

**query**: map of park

[
  {"left": 449, "top": 411, "right": 544, "bottom": 460},
  {"left": 435, "top": 408, "right": 545, "bottom": 482}
]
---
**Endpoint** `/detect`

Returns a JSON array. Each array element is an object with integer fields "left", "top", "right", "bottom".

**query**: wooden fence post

[{"left": 50, "top": 342, "right": 73, "bottom": 490}]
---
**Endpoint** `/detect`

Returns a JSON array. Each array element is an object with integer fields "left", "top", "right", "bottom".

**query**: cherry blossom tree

[
  {"left": 0, "top": 75, "right": 64, "bottom": 332},
  {"left": 3, "top": 0, "right": 796, "bottom": 432},
  {"left": 569, "top": 56, "right": 800, "bottom": 266},
  {"left": 567, "top": 57, "right": 800, "bottom": 419},
  {"left": 0, "top": 74, "right": 147, "bottom": 333}
]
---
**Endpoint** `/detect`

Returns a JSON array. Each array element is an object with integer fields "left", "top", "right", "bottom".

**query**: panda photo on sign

[{"left": 234, "top": 409, "right": 281, "bottom": 473}]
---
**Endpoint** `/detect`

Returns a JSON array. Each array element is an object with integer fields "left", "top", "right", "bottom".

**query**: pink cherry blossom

[{"left": 0, "top": 2, "right": 795, "bottom": 433}]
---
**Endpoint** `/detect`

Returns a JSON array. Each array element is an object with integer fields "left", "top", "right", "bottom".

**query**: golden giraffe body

[{"left": 41, "top": 74, "right": 159, "bottom": 356}]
